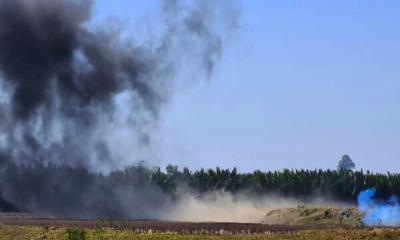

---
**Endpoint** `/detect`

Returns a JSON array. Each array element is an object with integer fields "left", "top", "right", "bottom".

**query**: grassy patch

[
  {"left": 0, "top": 225, "right": 399, "bottom": 239},
  {"left": 66, "top": 228, "right": 86, "bottom": 240}
]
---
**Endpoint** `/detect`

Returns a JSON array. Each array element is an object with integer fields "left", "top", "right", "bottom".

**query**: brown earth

[
  {"left": 0, "top": 215, "right": 357, "bottom": 234},
  {"left": 0, "top": 206, "right": 363, "bottom": 234},
  {"left": 262, "top": 206, "right": 362, "bottom": 226}
]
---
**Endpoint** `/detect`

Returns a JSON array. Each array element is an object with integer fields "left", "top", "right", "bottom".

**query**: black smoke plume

[{"left": 0, "top": 0, "right": 239, "bottom": 218}]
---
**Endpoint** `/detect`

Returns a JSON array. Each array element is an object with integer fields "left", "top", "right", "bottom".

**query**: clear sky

[{"left": 93, "top": 1, "right": 400, "bottom": 172}]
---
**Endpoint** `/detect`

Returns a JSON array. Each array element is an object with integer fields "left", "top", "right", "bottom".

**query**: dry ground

[
  {"left": 0, "top": 217, "right": 336, "bottom": 234},
  {"left": 0, "top": 225, "right": 399, "bottom": 240},
  {"left": 262, "top": 206, "right": 362, "bottom": 226},
  {"left": 0, "top": 209, "right": 391, "bottom": 239}
]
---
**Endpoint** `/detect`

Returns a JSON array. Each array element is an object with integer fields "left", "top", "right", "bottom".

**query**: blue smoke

[{"left": 358, "top": 188, "right": 400, "bottom": 226}]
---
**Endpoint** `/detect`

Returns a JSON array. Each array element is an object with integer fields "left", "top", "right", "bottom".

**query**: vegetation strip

[{"left": 0, "top": 225, "right": 398, "bottom": 240}]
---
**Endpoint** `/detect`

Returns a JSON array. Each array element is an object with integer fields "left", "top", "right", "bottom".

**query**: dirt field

[
  {"left": 262, "top": 206, "right": 362, "bottom": 226},
  {"left": 0, "top": 224, "right": 398, "bottom": 240},
  {"left": 0, "top": 214, "right": 399, "bottom": 239},
  {"left": 0, "top": 208, "right": 363, "bottom": 235},
  {"left": 0, "top": 217, "right": 345, "bottom": 234}
]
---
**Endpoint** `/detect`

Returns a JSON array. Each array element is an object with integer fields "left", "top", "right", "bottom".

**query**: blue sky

[{"left": 93, "top": 1, "right": 400, "bottom": 172}]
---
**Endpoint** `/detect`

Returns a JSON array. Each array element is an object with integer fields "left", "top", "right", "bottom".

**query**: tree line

[
  {"left": 0, "top": 155, "right": 398, "bottom": 214},
  {"left": 151, "top": 164, "right": 400, "bottom": 202}
]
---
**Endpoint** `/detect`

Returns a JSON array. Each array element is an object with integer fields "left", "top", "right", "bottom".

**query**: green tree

[{"left": 337, "top": 154, "right": 355, "bottom": 172}]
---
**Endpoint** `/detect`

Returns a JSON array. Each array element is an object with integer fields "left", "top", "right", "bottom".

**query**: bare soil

[
  {"left": 262, "top": 206, "right": 362, "bottom": 226},
  {"left": 0, "top": 213, "right": 356, "bottom": 234}
]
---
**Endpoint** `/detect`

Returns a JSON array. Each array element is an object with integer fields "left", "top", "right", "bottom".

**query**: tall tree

[{"left": 337, "top": 154, "right": 356, "bottom": 172}]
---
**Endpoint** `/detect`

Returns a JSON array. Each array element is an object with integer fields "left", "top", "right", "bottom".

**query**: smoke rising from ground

[
  {"left": 0, "top": 0, "right": 240, "bottom": 219},
  {"left": 164, "top": 192, "right": 350, "bottom": 223},
  {"left": 358, "top": 188, "right": 400, "bottom": 226},
  {"left": 0, "top": 0, "right": 239, "bottom": 170},
  {"left": 165, "top": 192, "right": 284, "bottom": 223}
]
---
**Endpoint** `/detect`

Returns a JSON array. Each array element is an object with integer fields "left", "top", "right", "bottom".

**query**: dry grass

[{"left": 0, "top": 225, "right": 399, "bottom": 240}]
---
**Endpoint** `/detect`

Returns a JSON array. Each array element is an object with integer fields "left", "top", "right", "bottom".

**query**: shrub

[{"left": 65, "top": 228, "right": 86, "bottom": 240}]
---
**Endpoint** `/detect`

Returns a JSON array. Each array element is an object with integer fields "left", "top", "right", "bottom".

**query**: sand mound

[{"left": 262, "top": 206, "right": 362, "bottom": 226}]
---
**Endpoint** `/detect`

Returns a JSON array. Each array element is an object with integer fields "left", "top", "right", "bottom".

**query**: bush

[{"left": 65, "top": 228, "right": 86, "bottom": 240}]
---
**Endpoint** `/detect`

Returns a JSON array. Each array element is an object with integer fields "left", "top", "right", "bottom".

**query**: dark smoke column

[
  {"left": 0, "top": 0, "right": 168, "bottom": 169},
  {"left": 0, "top": 0, "right": 239, "bottom": 169},
  {"left": 0, "top": 0, "right": 239, "bottom": 218}
]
